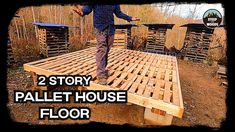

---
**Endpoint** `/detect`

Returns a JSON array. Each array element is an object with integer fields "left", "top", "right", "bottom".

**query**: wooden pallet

[
  {"left": 182, "top": 27, "right": 214, "bottom": 62},
  {"left": 217, "top": 65, "right": 228, "bottom": 88},
  {"left": 145, "top": 28, "right": 167, "bottom": 53},
  {"left": 7, "top": 41, "right": 15, "bottom": 66},
  {"left": 38, "top": 27, "right": 69, "bottom": 57},
  {"left": 217, "top": 65, "right": 227, "bottom": 79},
  {"left": 23, "top": 47, "right": 184, "bottom": 124}
]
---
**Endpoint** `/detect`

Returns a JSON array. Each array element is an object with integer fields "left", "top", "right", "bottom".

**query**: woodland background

[{"left": 8, "top": 4, "right": 227, "bottom": 64}]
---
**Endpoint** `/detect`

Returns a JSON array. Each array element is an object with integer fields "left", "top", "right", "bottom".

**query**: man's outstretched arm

[{"left": 114, "top": 5, "right": 140, "bottom": 22}]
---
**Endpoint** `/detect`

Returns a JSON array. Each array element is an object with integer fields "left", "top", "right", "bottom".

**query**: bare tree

[
  {"left": 170, "top": 5, "right": 177, "bottom": 16},
  {"left": 37, "top": 7, "right": 40, "bottom": 22},
  {"left": 14, "top": 18, "right": 20, "bottom": 39},
  {"left": 73, "top": 12, "right": 76, "bottom": 37},
  {"left": 178, "top": 5, "right": 182, "bottom": 17},
  {"left": 188, "top": 4, "right": 198, "bottom": 19},
  {"left": 59, "top": 5, "right": 62, "bottom": 23},
  {"left": 80, "top": 16, "right": 85, "bottom": 43},
  {"left": 21, "top": 16, "right": 28, "bottom": 42},
  {"left": 54, "top": 5, "right": 57, "bottom": 23},
  {"left": 164, "top": 4, "right": 170, "bottom": 16},
  {"left": 49, "top": 6, "right": 52, "bottom": 23},
  {"left": 31, "top": 6, "right": 38, "bottom": 38}
]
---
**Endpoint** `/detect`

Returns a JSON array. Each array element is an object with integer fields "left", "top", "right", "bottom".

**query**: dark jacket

[{"left": 82, "top": 5, "right": 132, "bottom": 35}]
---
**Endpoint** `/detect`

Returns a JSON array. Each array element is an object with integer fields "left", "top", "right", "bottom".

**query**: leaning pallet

[
  {"left": 23, "top": 47, "right": 184, "bottom": 125},
  {"left": 33, "top": 22, "right": 74, "bottom": 58},
  {"left": 180, "top": 23, "right": 224, "bottom": 62},
  {"left": 7, "top": 40, "right": 15, "bottom": 66}
]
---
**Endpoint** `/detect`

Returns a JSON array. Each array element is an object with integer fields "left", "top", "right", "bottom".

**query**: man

[{"left": 73, "top": 4, "right": 139, "bottom": 85}]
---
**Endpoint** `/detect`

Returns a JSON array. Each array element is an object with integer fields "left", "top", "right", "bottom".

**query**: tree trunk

[
  {"left": 37, "top": 7, "right": 40, "bottom": 22},
  {"left": 191, "top": 5, "right": 198, "bottom": 19},
  {"left": 14, "top": 18, "right": 20, "bottom": 39},
  {"left": 31, "top": 6, "right": 38, "bottom": 38},
  {"left": 73, "top": 12, "right": 76, "bottom": 37},
  {"left": 59, "top": 5, "right": 62, "bottom": 24},
  {"left": 171, "top": 5, "right": 176, "bottom": 16},
  {"left": 49, "top": 6, "right": 53, "bottom": 23},
  {"left": 22, "top": 16, "right": 28, "bottom": 43},
  {"left": 54, "top": 5, "right": 57, "bottom": 23},
  {"left": 80, "top": 16, "right": 85, "bottom": 43}
]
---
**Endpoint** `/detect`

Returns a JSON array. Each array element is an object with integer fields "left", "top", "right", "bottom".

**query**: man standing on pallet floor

[{"left": 73, "top": 4, "right": 140, "bottom": 85}]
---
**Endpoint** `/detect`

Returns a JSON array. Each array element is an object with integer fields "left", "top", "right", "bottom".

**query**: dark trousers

[{"left": 94, "top": 27, "right": 114, "bottom": 77}]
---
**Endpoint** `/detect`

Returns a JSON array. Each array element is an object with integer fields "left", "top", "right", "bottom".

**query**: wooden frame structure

[
  {"left": 181, "top": 23, "right": 215, "bottom": 62},
  {"left": 33, "top": 22, "right": 71, "bottom": 57},
  {"left": 143, "top": 24, "right": 174, "bottom": 54},
  {"left": 24, "top": 47, "right": 183, "bottom": 125}
]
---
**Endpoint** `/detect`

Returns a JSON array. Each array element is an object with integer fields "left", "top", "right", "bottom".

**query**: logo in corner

[{"left": 203, "top": 9, "right": 222, "bottom": 29}]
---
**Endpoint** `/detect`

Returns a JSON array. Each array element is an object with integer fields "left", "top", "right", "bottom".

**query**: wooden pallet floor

[{"left": 24, "top": 47, "right": 184, "bottom": 118}]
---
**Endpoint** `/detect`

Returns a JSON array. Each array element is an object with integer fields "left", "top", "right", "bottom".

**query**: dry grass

[
  {"left": 68, "top": 36, "right": 85, "bottom": 52},
  {"left": 11, "top": 38, "right": 40, "bottom": 63}
]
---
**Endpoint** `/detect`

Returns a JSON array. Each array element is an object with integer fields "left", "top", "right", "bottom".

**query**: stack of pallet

[
  {"left": 33, "top": 22, "right": 70, "bottom": 57},
  {"left": 143, "top": 24, "right": 174, "bottom": 54},
  {"left": 114, "top": 24, "right": 137, "bottom": 49},
  {"left": 146, "top": 27, "right": 167, "bottom": 52},
  {"left": 181, "top": 23, "right": 215, "bottom": 62},
  {"left": 7, "top": 40, "right": 15, "bottom": 66}
]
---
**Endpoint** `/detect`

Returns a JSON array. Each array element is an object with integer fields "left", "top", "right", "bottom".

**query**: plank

[
  {"left": 172, "top": 83, "right": 180, "bottom": 106},
  {"left": 152, "top": 80, "right": 162, "bottom": 100},
  {"left": 163, "top": 82, "right": 172, "bottom": 103},
  {"left": 129, "top": 76, "right": 143, "bottom": 93},
  {"left": 111, "top": 72, "right": 129, "bottom": 87},
  {"left": 120, "top": 74, "right": 138, "bottom": 90},
  {"left": 136, "top": 77, "right": 149, "bottom": 95}
]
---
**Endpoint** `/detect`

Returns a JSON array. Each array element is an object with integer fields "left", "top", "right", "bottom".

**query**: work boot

[
  {"left": 105, "top": 70, "right": 111, "bottom": 79},
  {"left": 97, "top": 76, "right": 107, "bottom": 85}
]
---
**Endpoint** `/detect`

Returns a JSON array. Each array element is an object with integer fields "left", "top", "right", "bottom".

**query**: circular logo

[{"left": 203, "top": 9, "right": 222, "bottom": 29}]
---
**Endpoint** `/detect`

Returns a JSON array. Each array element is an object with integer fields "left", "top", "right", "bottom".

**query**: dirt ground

[{"left": 6, "top": 59, "right": 226, "bottom": 128}]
